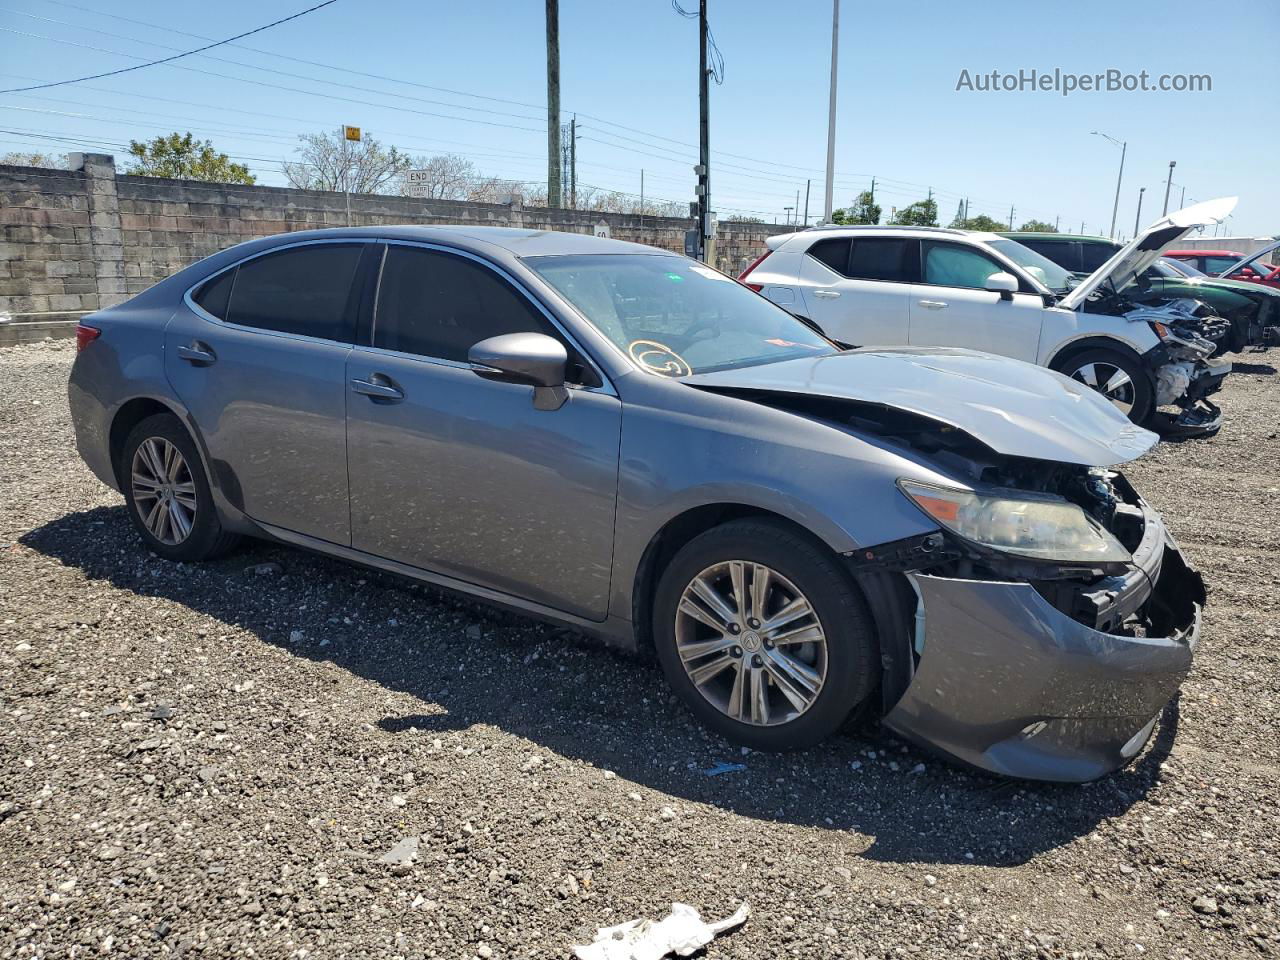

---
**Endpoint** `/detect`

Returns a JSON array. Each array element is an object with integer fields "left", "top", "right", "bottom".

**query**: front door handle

[
  {"left": 177, "top": 342, "right": 216, "bottom": 365},
  {"left": 812, "top": 289, "right": 841, "bottom": 299},
  {"left": 350, "top": 375, "right": 404, "bottom": 403},
  {"left": 917, "top": 299, "right": 948, "bottom": 309}
]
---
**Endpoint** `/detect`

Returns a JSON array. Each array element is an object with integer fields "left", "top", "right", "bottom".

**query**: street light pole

[
  {"left": 1161, "top": 161, "right": 1176, "bottom": 216},
  {"left": 1134, "top": 186, "right": 1146, "bottom": 235},
  {"left": 1091, "top": 131, "right": 1126, "bottom": 240},
  {"left": 822, "top": 0, "right": 839, "bottom": 222}
]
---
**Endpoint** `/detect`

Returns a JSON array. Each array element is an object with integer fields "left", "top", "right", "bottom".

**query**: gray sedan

[{"left": 68, "top": 226, "right": 1203, "bottom": 781}]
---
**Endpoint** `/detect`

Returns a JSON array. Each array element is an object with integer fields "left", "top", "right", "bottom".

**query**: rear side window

[
  {"left": 373, "top": 246, "right": 556, "bottom": 362},
  {"left": 921, "top": 241, "right": 1003, "bottom": 289},
  {"left": 225, "top": 244, "right": 364, "bottom": 341},
  {"left": 1021, "top": 240, "right": 1078, "bottom": 272},
  {"left": 1205, "top": 256, "right": 1239, "bottom": 274},
  {"left": 847, "top": 238, "right": 912, "bottom": 282},
  {"left": 806, "top": 238, "right": 850, "bottom": 274},
  {"left": 193, "top": 269, "right": 234, "bottom": 319},
  {"left": 1079, "top": 243, "right": 1118, "bottom": 272}
]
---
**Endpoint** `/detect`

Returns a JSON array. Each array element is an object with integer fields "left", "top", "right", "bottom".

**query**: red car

[{"left": 1166, "top": 245, "right": 1280, "bottom": 289}]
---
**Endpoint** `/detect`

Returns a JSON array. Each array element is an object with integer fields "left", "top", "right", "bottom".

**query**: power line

[{"left": 0, "top": 0, "right": 340, "bottom": 94}]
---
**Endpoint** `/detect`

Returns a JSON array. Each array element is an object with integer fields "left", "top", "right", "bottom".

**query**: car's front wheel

[
  {"left": 122, "top": 414, "right": 239, "bottom": 562},
  {"left": 1056, "top": 348, "right": 1154, "bottom": 425},
  {"left": 653, "top": 518, "right": 877, "bottom": 750}
]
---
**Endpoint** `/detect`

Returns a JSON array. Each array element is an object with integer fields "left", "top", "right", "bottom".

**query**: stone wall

[{"left": 2, "top": 153, "right": 786, "bottom": 343}]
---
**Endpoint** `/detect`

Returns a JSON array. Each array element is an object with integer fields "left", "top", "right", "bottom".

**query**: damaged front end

[
  {"left": 1129, "top": 298, "right": 1231, "bottom": 437},
  {"left": 849, "top": 444, "right": 1203, "bottom": 782}
]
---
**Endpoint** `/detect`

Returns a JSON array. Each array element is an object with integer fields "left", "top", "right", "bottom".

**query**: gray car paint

[{"left": 67, "top": 225, "right": 1202, "bottom": 781}]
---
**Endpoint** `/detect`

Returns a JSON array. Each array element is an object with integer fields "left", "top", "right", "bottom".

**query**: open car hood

[
  {"left": 1222, "top": 237, "right": 1280, "bottom": 277},
  {"left": 685, "top": 347, "right": 1159, "bottom": 467},
  {"left": 1057, "top": 197, "right": 1238, "bottom": 311}
]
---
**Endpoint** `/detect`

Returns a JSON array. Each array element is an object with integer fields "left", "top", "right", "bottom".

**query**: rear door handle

[
  {"left": 177, "top": 342, "right": 216, "bottom": 365},
  {"left": 350, "top": 375, "right": 404, "bottom": 403},
  {"left": 917, "top": 299, "right": 948, "bottom": 309},
  {"left": 812, "top": 289, "right": 841, "bottom": 299}
]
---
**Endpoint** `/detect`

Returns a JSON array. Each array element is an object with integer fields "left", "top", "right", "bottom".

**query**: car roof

[
  {"left": 241, "top": 224, "right": 664, "bottom": 258},
  {"left": 1001, "top": 232, "right": 1116, "bottom": 244}
]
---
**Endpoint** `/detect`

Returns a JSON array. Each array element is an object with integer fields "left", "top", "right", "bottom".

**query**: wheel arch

[
  {"left": 107, "top": 396, "right": 188, "bottom": 488},
  {"left": 1046, "top": 335, "right": 1150, "bottom": 374}
]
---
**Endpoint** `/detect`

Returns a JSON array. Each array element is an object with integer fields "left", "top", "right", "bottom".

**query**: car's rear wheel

[
  {"left": 653, "top": 518, "right": 877, "bottom": 750},
  {"left": 1056, "top": 348, "right": 1153, "bottom": 425},
  {"left": 122, "top": 414, "right": 239, "bottom": 562}
]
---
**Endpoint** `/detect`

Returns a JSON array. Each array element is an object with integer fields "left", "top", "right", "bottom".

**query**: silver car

[{"left": 68, "top": 227, "right": 1204, "bottom": 782}]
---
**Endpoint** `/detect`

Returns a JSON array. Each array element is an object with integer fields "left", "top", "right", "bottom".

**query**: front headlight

[{"left": 898, "top": 479, "right": 1131, "bottom": 564}]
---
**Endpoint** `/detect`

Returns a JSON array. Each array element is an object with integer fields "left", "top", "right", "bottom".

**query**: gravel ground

[{"left": 1, "top": 339, "right": 1276, "bottom": 960}]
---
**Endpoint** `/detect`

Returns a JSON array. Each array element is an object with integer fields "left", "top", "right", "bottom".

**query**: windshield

[
  {"left": 983, "top": 238, "right": 1075, "bottom": 294},
  {"left": 526, "top": 254, "right": 837, "bottom": 375}
]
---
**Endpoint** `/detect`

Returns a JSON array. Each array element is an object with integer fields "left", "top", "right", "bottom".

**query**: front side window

[
  {"left": 373, "top": 246, "right": 555, "bottom": 362},
  {"left": 922, "top": 241, "right": 1005, "bottom": 290},
  {"left": 225, "top": 244, "right": 363, "bottom": 341},
  {"left": 526, "top": 254, "right": 836, "bottom": 376}
]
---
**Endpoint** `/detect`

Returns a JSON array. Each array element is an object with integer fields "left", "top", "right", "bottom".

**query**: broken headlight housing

[{"left": 898, "top": 480, "right": 1131, "bottom": 564}]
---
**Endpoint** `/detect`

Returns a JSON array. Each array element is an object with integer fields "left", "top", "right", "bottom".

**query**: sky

[{"left": 0, "top": 0, "right": 1276, "bottom": 238}]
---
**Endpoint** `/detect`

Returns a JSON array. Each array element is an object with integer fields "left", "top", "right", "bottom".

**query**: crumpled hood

[{"left": 685, "top": 347, "right": 1159, "bottom": 467}]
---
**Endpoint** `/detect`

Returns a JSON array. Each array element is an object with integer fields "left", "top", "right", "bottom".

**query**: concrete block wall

[{"left": 2, "top": 154, "right": 785, "bottom": 343}]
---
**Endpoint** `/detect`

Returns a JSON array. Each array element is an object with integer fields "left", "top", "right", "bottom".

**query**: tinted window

[
  {"left": 1079, "top": 243, "right": 1119, "bottom": 272},
  {"left": 374, "top": 246, "right": 555, "bottom": 362},
  {"left": 193, "top": 268, "right": 234, "bottom": 319},
  {"left": 1206, "top": 256, "right": 1240, "bottom": 274},
  {"left": 922, "top": 241, "right": 1002, "bottom": 289},
  {"left": 847, "top": 238, "right": 911, "bottom": 282},
  {"left": 1020, "top": 239, "right": 1077, "bottom": 271},
  {"left": 226, "top": 244, "right": 363, "bottom": 340},
  {"left": 806, "top": 238, "right": 850, "bottom": 274}
]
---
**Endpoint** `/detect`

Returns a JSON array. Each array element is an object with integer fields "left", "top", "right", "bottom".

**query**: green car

[{"left": 1002, "top": 232, "right": 1280, "bottom": 353}]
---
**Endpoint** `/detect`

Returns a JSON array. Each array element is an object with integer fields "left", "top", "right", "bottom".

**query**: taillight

[
  {"left": 75, "top": 324, "right": 101, "bottom": 352},
  {"left": 737, "top": 251, "right": 772, "bottom": 293}
]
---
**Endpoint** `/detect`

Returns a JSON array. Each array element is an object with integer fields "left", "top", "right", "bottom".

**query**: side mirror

[
  {"left": 984, "top": 271, "right": 1019, "bottom": 300},
  {"left": 469, "top": 332, "right": 569, "bottom": 410}
]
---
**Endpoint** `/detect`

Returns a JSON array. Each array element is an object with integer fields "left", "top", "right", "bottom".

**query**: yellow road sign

[{"left": 343, "top": 125, "right": 361, "bottom": 142}]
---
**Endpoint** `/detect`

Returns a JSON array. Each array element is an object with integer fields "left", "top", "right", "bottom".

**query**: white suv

[{"left": 739, "top": 199, "right": 1237, "bottom": 435}]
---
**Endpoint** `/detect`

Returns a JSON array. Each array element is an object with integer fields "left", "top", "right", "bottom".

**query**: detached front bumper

[{"left": 882, "top": 527, "right": 1203, "bottom": 783}]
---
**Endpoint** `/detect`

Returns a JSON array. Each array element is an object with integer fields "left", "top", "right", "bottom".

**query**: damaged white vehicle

[{"left": 740, "top": 198, "right": 1238, "bottom": 436}]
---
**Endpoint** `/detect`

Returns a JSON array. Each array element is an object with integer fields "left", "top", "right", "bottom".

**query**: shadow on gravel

[
  {"left": 1229, "top": 361, "right": 1276, "bottom": 375},
  {"left": 23, "top": 505, "right": 1176, "bottom": 868}
]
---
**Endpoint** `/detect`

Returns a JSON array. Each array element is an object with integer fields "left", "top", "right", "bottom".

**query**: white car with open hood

[{"left": 739, "top": 197, "right": 1238, "bottom": 436}]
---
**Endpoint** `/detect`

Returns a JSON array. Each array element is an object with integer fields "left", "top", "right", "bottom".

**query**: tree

[
  {"left": 283, "top": 129, "right": 408, "bottom": 194},
  {"left": 888, "top": 197, "right": 938, "bottom": 227},
  {"left": 2, "top": 151, "right": 67, "bottom": 169},
  {"left": 1018, "top": 219, "right": 1057, "bottom": 232},
  {"left": 725, "top": 215, "right": 765, "bottom": 224},
  {"left": 400, "top": 153, "right": 476, "bottom": 200},
  {"left": 126, "top": 133, "right": 255, "bottom": 184},
  {"left": 954, "top": 214, "right": 1008, "bottom": 232},
  {"left": 831, "top": 190, "right": 881, "bottom": 225}
]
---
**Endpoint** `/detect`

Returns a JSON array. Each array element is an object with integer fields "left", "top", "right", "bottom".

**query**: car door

[
  {"left": 165, "top": 240, "right": 372, "bottom": 545},
  {"left": 345, "top": 242, "right": 622, "bottom": 621},
  {"left": 795, "top": 236, "right": 914, "bottom": 345},
  {"left": 907, "top": 240, "right": 1045, "bottom": 361}
]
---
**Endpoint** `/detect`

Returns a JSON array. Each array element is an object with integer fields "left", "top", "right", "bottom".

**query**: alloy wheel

[
  {"left": 1069, "top": 361, "right": 1135, "bottom": 415},
  {"left": 130, "top": 437, "right": 197, "bottom": 546},
  {"left": 673, "top": 560, "right": 828, "bottom": 727}
]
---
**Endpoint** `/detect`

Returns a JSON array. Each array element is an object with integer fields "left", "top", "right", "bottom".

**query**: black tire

[
  {"left": 652, "top": 518, "right": 877, "bottom": 751},
  {"left": 1053, "top": 347, "right": 1154, "bottom": 425},
  {"left": 121, "top": 413, "right": 239, "bottom": 562}
]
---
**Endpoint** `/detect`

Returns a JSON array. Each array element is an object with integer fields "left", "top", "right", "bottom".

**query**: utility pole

[
  {"left": 1091, "top": 131, "right": 1125, "bottom": 239},
  {"left": 1008, "top": 204, "right": 1015, "bottom": 230},
  {"left": 546, "top": 0, "right": 561, "bottom": 208},
  {"left": 802, "top": 179, "right": 811, "bottom": 226},
  {"left": 1161, "top": 161, "right": 1176, "bottom": 216},
  {"left": 1135, "top": 186, "right": 1146, "bottom": 235},
  {"left": 640, "top": 169, "right": 645, "bottom": 213},
  {"left": 697, "top": 0, "right": 711, "bottom": 262},
  {"left": 1055, "top": 215, "right": 1060, "bottom": 231},
  {"left": 822, "top": 0, "right": 839, "bottom": 222},
  {"left": 793, "top": 190, "right": 800, "bottom": 229},
  {"left": 570, "top": 114, "right": 577, "bottom": 208},
  {"left": 1179, "top": 185, "right": 1186, "bottom": 209},
  {"left": 1080, "top": 220, "right": 1086, "bottom": 234},
  {"left": 784, "top": 206, "right": 794, "bottom": 226}
]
